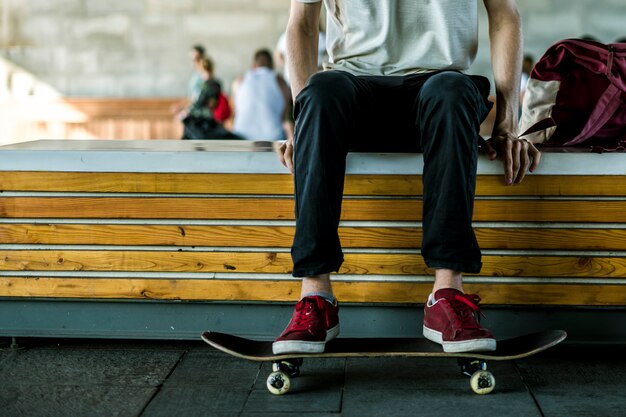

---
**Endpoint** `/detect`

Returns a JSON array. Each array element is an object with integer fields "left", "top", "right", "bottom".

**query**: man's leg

[
  {"left": 301, "top": 274, "right": 333, "bottom": 298},
  {"left": 273, "top": 71, "right": 375, "bottom": 354},
  {"left": 417, "top": 72, "right": 485, "bottom": 275},
  {"left": 414, "top": 71, "right": 496, "bottom": 352},
  {"left": 433, "top": 269, "right": 463, "bottom": 294},
  {"left": 290, "top": 71, "right": 374, "bottom": 278}
]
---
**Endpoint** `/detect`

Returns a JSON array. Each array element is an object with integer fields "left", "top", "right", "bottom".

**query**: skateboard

[{"left": 201, "top": 329, "right": 566, "bottom": 395}]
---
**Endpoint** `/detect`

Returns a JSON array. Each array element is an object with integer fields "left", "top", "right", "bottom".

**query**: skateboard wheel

[
  {"left": 470, "top": 370, "right": 495, "bottom": 395},
  {"left": 267, "top": 371, "right": 291, "bottom": 395}
]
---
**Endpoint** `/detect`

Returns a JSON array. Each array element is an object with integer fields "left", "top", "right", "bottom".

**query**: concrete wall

[{"left": 0, "top": 0, "right": 624, "bottom": 98}]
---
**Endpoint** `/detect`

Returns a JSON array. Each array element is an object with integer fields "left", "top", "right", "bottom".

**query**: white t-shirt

[
  {"left": 233, "top": 67, "right": 287, "bottom": 141},
  {"left": 297, "top": 0, "right": 479, "bottom": 76}
]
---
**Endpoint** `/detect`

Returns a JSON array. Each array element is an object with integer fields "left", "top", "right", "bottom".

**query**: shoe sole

[
  {"left": 272, "top": 325, "right": 340, "bottom": 355},
  {"left": 423, "top": 325, "right": 496, "bottom": 353}
]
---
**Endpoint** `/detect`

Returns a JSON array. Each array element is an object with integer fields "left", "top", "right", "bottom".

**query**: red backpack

[
  {"left": 213, "top": 93, "right": 232, "bottom": 123},
  {"left": 520, "top": 39, "right": 626, "bottom": 151}
]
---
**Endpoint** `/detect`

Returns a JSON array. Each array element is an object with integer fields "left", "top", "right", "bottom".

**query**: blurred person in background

[
  {"left": 231, "top": 49, "right": 293, "bottom": 142},
  {"left": 172, "top": 45, "right": 208, "bottom": 117},
  {"left": 181, "top": 57, "right": 239, "bottom": 140}
]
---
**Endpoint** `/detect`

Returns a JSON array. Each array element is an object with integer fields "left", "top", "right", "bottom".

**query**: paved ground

[{"left": 1, "top": 337, "right": 624, "bottom": 417}]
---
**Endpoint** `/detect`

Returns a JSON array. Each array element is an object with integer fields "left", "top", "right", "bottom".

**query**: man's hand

[
  {"left": 485, "top": 132, "right": 541, "bottom": 184},
  {"left": 277, "top": 139, "right": 295, "bottom": 174},
  {"left": 275, "top": 1, "right": 320, "bottom": 174}
]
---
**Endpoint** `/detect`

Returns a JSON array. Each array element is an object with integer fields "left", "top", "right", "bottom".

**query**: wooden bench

[
  {"left": 1, "top": 140, "right": 625, "bottom": 339},
  {"left": 0, "top": 98, "right": 184, "bottom": 145}
]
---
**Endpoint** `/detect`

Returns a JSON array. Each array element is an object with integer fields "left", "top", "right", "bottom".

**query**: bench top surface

[{"left": 1, "top": 139, "right": 624, "bottom": 175}]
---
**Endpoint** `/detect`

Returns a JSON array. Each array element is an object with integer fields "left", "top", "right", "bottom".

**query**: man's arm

[
  {"left": 277, "top": 0, "right": 322, "bottom": 172},
  {"left": 286, "top": 0, "right": 322, "bottom": 100},
  {"left": 483, "top": 0, "right": 540, "bottom": 184},
  {"left": 277, "top": 75, "right": 295, "bottom": 142}
]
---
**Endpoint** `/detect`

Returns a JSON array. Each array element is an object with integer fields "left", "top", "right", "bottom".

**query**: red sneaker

[
  {"left": 272, "top": 296, "right": 340, "bottom": 354},
  {"left": 423, "top": 288, "right": 496, "bottom": 353}
]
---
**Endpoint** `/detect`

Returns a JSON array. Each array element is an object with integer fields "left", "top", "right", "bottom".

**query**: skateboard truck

[
  {"left": 458, "top": 358, "right": 496, "bottom": 394},
  {"left": 268, "top": 357, "right": 496, "bottom": 395}
]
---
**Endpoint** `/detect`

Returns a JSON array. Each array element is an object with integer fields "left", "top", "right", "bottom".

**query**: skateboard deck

[{"left": 201, "top": 330, "right": 566, "bottom": 395}]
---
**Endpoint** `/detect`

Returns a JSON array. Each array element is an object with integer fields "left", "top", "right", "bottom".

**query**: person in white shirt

[
  {"left": 231, "top": 49, "right": 294, "bottom": 141},
  {"left": 273, "top": 0, "right": 541, "bottom": 356}
]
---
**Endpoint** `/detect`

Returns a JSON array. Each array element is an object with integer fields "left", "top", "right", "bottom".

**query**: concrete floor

[{"left": 1, "top": 337, "right": 624, "bottom": 417}]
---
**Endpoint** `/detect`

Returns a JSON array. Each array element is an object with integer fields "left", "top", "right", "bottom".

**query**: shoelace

[
  {"left": 289, "top": 298, "right": 321, "bottom": 332},
  {"left": 448, "top": 294, "right": 486, "bottom": 331}
]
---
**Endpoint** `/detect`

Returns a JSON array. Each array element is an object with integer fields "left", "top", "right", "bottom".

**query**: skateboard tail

[{"left": 201, "top": 331, "right": 275, "bottom": 361}]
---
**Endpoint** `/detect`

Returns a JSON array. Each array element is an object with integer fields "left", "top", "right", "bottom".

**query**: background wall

[
  {"left": 0, "top": 0, "right": 290, "bottom": 98},
  {"left": 1, "top": 0, "right": 625, "bottom": 99}
]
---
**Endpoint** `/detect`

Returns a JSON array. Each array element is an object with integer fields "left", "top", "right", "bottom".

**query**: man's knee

[
  {"left": 297, "top": 71, "right": 357, "bottom": 106},
  {"left": 420, "top": 72, "right": 481, "bottom": 107}
]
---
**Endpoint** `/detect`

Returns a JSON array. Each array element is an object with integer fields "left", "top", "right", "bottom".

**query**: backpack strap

[
  {"left": 563, "top": 83, "right": 622, "bottom": 146},
  {"left": 519, "top": 117, "right": 557, "bottom": 138}
]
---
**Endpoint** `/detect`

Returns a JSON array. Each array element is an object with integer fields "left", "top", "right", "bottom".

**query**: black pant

[
  {"left": 291, "top": 70, "right": 492, "bottom": 277},
  {"left": 181, "top": 116, "right": 242, "bottom": 140}
]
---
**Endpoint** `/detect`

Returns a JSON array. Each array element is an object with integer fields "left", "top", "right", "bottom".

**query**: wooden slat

[
  {"left": 0, "top": 197, "right": 298, "bottom": 220},
  {"left": 0, "top": 172, "right": 296, "bottom": 195},
  {"left": 472, "top": 200, "right": 626, "bottom": 223},
  {"left": 0, "top": 224, "right": 419, "bottom": 248},
  {"left": 3, "top": 251, "right": 626, "bottom": 278},
  {"left": 2, "top": 197, "right": 626, "bottom": 222},
  {"left": 476, "top": 175, "right": 626, "bottom": 197},
  {"left": 3, "top": 224, "right": 626, "bottom": 250},
  {"left": 480, "top": 255, "right": 626, "bottom": 278},
  {"left": 0, "top": 277, "right": 624, "bottom": 305},
  {"left": 473, "top": 228, "right": 626, "bottom": 251},
  {"left": 3, "top": 172, "right": 626, "bottom": 196},
  {"left": 0, "top": 224, "right": 298, "bottom": 247},
  {"left": 0, "top": 251, "right": 292, "bottom": 274},
  {"left": 0, "top": 172, "right": 416, "bottom": 196}
]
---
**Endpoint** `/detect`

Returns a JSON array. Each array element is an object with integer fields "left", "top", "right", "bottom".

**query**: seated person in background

[
  {"left": 172, "top": 45, "right": 208, "bottom": 117},
  {"left": 181, "top": 57, "right": 240, "bottom": 140},
  {"left": 231, "top": 49, "right": 293, "bottom": 142},
  {"left": 188, "top": 44, "right": 207, "bottom": 102}
]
